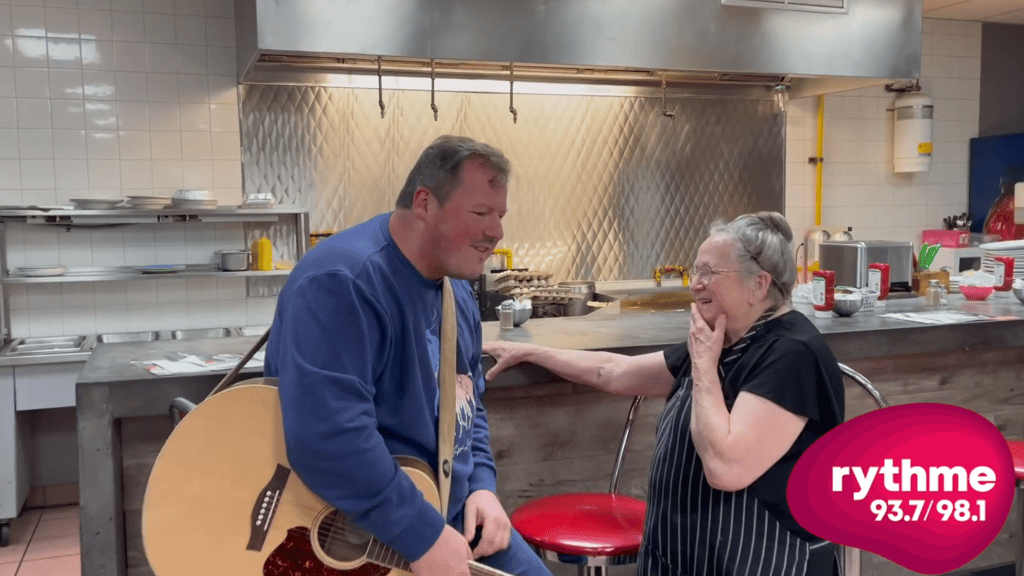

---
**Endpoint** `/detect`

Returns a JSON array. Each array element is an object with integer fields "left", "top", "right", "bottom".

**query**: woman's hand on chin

[{"left": 688, "top": 303, "right": 726, "bottom": 384}]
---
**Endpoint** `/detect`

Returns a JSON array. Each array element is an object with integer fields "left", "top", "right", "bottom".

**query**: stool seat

[
  {"left": 1008, "top": 440, "right": 1024, "bottom": 480},
  {"left": 510, "top": 493, "right": 646, "bottom": 557}
]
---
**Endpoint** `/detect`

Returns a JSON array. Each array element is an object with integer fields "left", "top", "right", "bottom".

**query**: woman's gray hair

[
  {"left": 395, "top": 135, "right": 511, "bottom": 209},
  {"left": 708, "top": 211, "right": 796, "bottom": 306}
]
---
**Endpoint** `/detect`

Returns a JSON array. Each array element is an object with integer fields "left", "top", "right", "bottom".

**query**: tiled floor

[{"left": 0, "top": 506, "right": 80, "bottom": 576}]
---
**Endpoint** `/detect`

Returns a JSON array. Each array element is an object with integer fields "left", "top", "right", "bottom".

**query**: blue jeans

[{"left": 451, "top": 510, "right": 553, "bottom": 576}]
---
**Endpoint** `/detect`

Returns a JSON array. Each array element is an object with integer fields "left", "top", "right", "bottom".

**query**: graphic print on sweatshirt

[{"left": 425, "top": 307, "right": 475, "bottom": 459}]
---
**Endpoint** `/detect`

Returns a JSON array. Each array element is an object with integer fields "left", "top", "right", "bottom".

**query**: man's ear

[{"left": 411, "top": 186, "right": 434, "bottom": 219}]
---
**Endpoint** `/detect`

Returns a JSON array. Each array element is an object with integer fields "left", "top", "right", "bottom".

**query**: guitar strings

[{"left": 310, "top": 513, "right": 505, "bottom": 576}]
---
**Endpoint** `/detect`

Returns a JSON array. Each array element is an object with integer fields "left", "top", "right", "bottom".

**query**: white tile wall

[
  {"left": 785, "top": 18, "right": 981, "bottom": 253},
  {"left": 0, "top": 0, "right": 271, "bottom": 338}
]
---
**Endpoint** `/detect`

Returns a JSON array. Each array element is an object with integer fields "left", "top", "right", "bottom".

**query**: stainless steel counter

[
  {"left": 77, "top": 337, "right": 265, "bottom": 576},
  {"left": 482, "top": 293, "right": 1024, "bottom": 388},
  {"left": 75, "top": 292, "right": 1024, "bottom": 576}
]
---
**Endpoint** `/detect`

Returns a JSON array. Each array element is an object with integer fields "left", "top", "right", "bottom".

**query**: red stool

[
  {"left": 510, "top": 396, "right": 647, "bottom": 576},
  {"left": 1006, "top": 439, "right": 1024, "bottom": 576}
]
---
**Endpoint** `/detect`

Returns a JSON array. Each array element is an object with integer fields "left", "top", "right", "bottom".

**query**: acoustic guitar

[{"left": 142, "top": 383, "right": 511, "bottom": 576}]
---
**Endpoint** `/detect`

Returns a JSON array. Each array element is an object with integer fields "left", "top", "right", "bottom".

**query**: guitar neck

[{"left": 366, "top": 541, "right": 512, "bottom": 576}]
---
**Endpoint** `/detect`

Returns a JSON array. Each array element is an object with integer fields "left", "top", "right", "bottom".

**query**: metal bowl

[
  {"left": 1013, "top": 285, "right": 1024, "bottom": 305},
  {"left": 495, "top": 305, "right": 531, "bottom": 327},
  {"left": 832, "top": 294, "right": 863, "bottom": 317}
]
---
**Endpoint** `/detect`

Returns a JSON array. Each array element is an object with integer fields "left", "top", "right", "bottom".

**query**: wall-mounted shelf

[
  {"left": 0, "top": 205, "right": 310, "bottom": 339},
  {"left": 0, "top": 206, "right": 307, "bottom": 226},
  {"left": 1, "top": 267, "right": 291, "bottom": 284}
]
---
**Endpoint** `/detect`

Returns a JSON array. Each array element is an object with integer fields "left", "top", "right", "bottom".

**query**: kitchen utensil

[{"left": 216, "top": 249, "right": 250, "bottom": 271}]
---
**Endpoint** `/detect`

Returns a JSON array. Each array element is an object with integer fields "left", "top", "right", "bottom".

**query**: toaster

[{"left": 818, "top": 240, "right": 914, "bottom": 290}]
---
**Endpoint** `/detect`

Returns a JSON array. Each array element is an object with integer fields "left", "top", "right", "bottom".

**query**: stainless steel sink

[
  {"left": 96, "top": 331, "right": 160, "bottom": 344},
  {"left": 170, "top": 328, "right": 234, "bottom": 340},
  {"left": 6, "top": 335, "right": 89, "bottom": 355}
]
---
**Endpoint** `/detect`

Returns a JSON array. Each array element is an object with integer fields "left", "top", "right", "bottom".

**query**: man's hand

[
  {"left": 410, "top": 525, "right": 472, "bottom": 576},
  {"left": 463, "top": 490, "right": 512, "bottom": 559}
]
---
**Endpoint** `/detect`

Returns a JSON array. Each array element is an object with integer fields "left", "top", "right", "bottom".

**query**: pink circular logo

[{"left": 788, "top": 403, "right": 1015, "bottom": 574}]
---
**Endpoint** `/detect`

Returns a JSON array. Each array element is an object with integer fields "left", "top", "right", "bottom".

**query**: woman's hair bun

[{"left": 755, "top": 211, "right": 793, "bottom": 243}]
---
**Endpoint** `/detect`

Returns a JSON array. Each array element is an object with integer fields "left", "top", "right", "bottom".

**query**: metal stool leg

[{"left": 1017, "top": 479, "right": 1024, "bottom": 576}]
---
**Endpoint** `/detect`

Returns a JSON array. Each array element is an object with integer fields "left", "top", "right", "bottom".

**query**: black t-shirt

[
  {"left": 637, "top": 310, "right": 844, "bottom": 576},
  {"left": 663, "top": 309, "right": 844, "bottom": 539}
]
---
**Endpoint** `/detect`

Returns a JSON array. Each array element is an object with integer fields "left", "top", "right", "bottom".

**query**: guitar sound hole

[{"left": 316, "top": 510, "right": 371, "bottom": 563}]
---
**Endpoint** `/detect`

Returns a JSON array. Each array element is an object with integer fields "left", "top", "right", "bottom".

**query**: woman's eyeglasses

[{"left": 691, "top": 264, "right": 740, "bottom": 285}]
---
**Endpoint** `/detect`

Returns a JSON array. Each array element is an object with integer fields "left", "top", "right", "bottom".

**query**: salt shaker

[
  {"left": 925, "top": 280, "right": 942, "bottom": 306},
  {"left": 499, "top": 302, "right": 515, "bottom": 330}
]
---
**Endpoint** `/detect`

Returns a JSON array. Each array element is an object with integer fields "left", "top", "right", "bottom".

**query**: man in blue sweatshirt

[{"left": 265, "top": 135, "right": 552, "bottom": 576}]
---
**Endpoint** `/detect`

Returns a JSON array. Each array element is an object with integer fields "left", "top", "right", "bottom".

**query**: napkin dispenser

[{"left": 818, "top": 240, "right": 914, "bottom": 290}]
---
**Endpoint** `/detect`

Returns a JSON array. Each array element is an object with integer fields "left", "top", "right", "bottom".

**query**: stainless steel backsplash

[{"left": 238, "top": 85, "right": 783, "bottom": 282}]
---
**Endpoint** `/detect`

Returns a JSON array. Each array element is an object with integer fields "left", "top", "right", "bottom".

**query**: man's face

[{"left": 428, "top": 158, "right": 507, "bottom": 280}]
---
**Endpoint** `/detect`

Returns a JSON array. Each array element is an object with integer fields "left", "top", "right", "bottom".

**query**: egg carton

[
  {"left": 494, "top": 285, "right": 537, "bottom": 296},
  {"left": 529, "top": 288, "right": 584, "bottom": 305},
  {"left": 493, "top": 270, "right": 555, "bottom": 285}
]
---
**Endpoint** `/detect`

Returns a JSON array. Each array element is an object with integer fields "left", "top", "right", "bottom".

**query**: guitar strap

[{"left": 437, "top": 277, "right": 457, "bottom": 519}]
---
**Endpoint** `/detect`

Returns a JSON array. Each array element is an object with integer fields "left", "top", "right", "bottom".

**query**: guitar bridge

[{"left": 247, "top": 464, "right": 291, "bottom": 551}]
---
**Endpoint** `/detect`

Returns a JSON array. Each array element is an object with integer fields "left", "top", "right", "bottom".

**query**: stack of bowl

[
  {"left": 241, "top": 192, "right": 276, "bottom": 209},
  {"left": 172, "top": 190, "right": 218, "bottom": 209}
]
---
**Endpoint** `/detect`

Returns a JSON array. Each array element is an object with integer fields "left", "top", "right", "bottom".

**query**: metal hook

[
  {"left": 661, "top": 74, "right": 675, "bottom": 120},
  {"left": 509, "top": 62, "right": 518, "bottom": 124},
  {"left": 377, "top": 57, "right": 385, "bottom": 119},
  {"left": 430, "top": 59, "right": 438, "bottom": 122}
]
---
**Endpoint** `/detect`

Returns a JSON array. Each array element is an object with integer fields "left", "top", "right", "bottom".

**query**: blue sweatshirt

[{"left": 265, "top": 213, "right": 498, "bottom": 562}]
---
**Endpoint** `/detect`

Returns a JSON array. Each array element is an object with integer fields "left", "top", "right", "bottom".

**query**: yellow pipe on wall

[
  {"left": 492, "top": 248, "right": 513, "bottom": 270},
  {"left": 815, "top": 95, "right": 825, "bottom": 227}
]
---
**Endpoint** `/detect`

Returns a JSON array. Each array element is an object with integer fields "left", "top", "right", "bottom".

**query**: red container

[
  {"left": 812, "top": 270, "right": 835, "bottom": 318},
  {"left": 921, "top": 229, "right": 970, "bottom": 248},
  {"left": 867, "top": 263, "right": 890, "bottom": 301},
  {"left": 993, "top": 256, "right": 1015, "bottom": 292}
]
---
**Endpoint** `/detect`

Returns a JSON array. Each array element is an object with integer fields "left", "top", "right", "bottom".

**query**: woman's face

[{"left": 690, "top": 235, "right": 756, "bottom": 331}]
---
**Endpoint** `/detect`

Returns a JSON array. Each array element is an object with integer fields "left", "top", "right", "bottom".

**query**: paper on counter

[
  {"left": 139, "top": 351, "right": 265, "bottom": 376},
  {"left": 880, "top": 311, "right": 991, "bottom": 325}
]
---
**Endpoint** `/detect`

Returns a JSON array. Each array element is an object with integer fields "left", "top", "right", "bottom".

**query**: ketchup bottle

[
  {"left": 993, "top": 256, "right": 1015, "bottom": 293},
  {"left": 812, "top": 270, "right": 835, "bottom": 318},
  {"left": 868, "top": 263, "right": 890, "bottom": 306}
]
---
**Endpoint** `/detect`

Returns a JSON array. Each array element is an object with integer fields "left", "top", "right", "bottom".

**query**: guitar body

[{"left": 142, "top": 384, "right": 439, "bottom": 576}]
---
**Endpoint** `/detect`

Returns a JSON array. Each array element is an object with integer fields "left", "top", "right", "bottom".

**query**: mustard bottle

[{"left": 251, "top": 237, "right": 273, "bottom": 271}]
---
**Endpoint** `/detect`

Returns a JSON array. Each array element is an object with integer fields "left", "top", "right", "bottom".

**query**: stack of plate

[
  {"left": 15, "top": 264, "right": 67, "bottom": 277},
  {"left": 70, "top": 198, "right": 123, "bottom": 210},
  {"left": 126, "top": 196, "right": 172, "bottom": 209},
  {"left": 979, "top": 239, "right": 1024, "bottom": 279},
  {"left": 171, "top": 197, "right": 218, "bottom": 209}
]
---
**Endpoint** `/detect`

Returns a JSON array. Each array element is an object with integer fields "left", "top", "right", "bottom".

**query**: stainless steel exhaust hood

[{"left": 234, "top": 0, "right": 921, "bottom": 98}]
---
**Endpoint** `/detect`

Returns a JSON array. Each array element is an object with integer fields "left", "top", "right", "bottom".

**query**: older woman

[{"left": 482, "top": 212, "right": 845, "bottom": 576}]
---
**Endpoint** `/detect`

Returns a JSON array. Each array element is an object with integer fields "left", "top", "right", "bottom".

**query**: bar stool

[
  {"left": 1005, "top": 439, "right": 1024, "bottom": 576},
  {"left": 510, "top": 396, "right": 647, "bottom": 576},
  {"left": 838, "top": 362, "right": 890, "bottom": 576}
]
